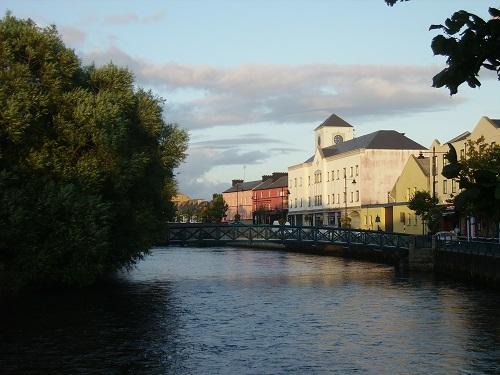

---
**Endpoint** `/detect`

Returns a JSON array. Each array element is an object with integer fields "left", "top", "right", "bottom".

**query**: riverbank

[{"left": 226, "top": 241, "right": 500, "bottom": 289}]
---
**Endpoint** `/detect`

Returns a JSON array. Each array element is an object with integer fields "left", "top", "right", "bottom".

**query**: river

[{"left": 1, "top": 246, "right": 499, "bottom": 374}]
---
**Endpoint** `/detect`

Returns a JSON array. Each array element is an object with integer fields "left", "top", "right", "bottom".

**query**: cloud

[
  {"left": 82, "top": 46, "right": 464, "bottom": 130},
  {"left": 59, "top": 26, "right": 86, "bottom": 45},
  {"left": 176, "top": 146, "right": 270, "bottom": 199},
  {"left": 104, "top": 11, "right": 166, "bottom": 25},
  {"left": 191, "top": 134, "right": 287, "bottom": 149}
]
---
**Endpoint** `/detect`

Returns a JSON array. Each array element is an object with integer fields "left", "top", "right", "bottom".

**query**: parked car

[{"left": 435, "top": 231, "right": 457, "bottom": 242}]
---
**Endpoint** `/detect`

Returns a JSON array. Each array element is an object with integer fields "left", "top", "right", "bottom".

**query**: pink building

[{"left": 222, "top": 179, "right": 262, "bottom": 223}]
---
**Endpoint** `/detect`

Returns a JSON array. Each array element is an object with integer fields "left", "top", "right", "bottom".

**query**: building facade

[
  {"left": 287, "top": 114, "right": 426, "bottom": 229},
  {"left": 429, "top": 116, "right": 500, "bottom": 236},
  {"left": 223, "top": 179, "right": 261, "bottom": 223},
  {"left": 389, "top": 155, "right": 430, "bottom": 234},
  {"left": 252, "top": 173, "right": 289, "bottom": 224}
]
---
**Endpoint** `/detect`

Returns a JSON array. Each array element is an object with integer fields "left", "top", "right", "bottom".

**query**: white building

[{"left": 287, "top": 114, "right": 426, "bottom": 228}]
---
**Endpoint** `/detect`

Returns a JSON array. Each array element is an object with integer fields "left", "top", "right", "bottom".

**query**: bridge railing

[
  {"left": 166, "top": 223, "right": 413, "bottom": 251},
  {"left": 436, "top": 238, "right": 500, "bottom": 257}
]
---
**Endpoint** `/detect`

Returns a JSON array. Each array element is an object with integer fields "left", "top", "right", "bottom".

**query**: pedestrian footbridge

[{"left": 165, "top": 223, "right": 415, "bottom": 252}]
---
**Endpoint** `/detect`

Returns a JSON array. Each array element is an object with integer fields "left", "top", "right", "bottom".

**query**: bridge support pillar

[{"left": 408, "top": 236, "right": 435, "bottom": 272}]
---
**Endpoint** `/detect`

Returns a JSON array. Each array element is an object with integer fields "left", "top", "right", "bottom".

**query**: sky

[{"left": 3, "top": 0, "right": 498, "bottom": 199}]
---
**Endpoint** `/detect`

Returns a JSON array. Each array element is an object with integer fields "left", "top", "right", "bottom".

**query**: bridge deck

[{"left": 166, "top": 224, "right": 414, "bottom": 252}]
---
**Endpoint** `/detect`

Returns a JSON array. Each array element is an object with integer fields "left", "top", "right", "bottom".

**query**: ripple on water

[{"left": 1, "top": 246, "right": 500, "bottom": 374}]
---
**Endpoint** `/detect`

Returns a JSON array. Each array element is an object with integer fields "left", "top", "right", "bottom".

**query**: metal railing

[
  {"left": 437, "top": 238, "right": 500, "bottom": 257},
  {"left": 165, "top": 224, "right": 413, "bottom": 251}
]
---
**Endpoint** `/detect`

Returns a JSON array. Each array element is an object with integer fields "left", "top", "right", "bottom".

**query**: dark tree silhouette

[{"left": 385, "top": 1, "right": 500, "bottom": 95}]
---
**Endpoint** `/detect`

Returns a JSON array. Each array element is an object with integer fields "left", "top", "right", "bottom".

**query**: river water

[{"left": 1, "top": 246, "right": 500, "bottom": 374}]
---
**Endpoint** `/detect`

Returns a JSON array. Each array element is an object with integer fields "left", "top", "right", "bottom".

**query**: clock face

[{"left": 334, "top": 134, "right": 343, "bottom": 144}]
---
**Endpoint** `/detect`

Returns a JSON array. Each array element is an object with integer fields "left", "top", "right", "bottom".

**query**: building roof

[
  {"left": 267, "top": 175, "right": 288, "bottom": 189},
  {"left": 223, "top": 180, "right": 263, "bottom": 193},
  {"left": 414, "top": 156, "right": 430, "bottom": 177},
  {"left": 490, "top": 118, "right": 500, "bottom": 128},
  {"left": 304, "top": 130, "right": 426, "bottom": 162},
  {"left": 447, "top": 131, "right": 471, "bottom": 144},
  {"left": 314, "top": 113, "right": 353, "bottom": 130}
]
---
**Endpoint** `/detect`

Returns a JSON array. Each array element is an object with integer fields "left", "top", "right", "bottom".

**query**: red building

[{"left": 252, "top": 172, "right": 289, "bottom": 224}]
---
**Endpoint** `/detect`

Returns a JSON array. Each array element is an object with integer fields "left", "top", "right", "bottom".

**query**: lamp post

[
  {"left": 343, "top": 176, "right": 357, "bottom": 227},
  {"left": 235, "top": 182, "right": 240, "bottom": 222},
  {"left": 417, "top": 147, "right": 447, "bottom": 199}
]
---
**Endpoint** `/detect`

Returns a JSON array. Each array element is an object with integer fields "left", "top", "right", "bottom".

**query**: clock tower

[{"left": 314, "top": 113, "right": 354, "bottom": 149}]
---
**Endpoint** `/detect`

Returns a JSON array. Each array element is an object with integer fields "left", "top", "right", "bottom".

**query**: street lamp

[
  {"left": 417, "top": 147, "right": 447, "bottom": 199},
  {"left": 343, "top": 176, "right": 357, "bottom": 225},
  {"left": 281, "top": 187, "right": 290, "bottom": 222},
  {"left": 235, "top": 182, "right": 240, "bottom": 222}
]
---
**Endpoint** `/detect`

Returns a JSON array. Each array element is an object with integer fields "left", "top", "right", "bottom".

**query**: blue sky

[{"left": 3, "top": 1, "right": 498, "bottom": 199}]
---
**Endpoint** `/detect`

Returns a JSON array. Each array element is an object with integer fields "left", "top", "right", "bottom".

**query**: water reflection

[
  {"left": 0, "top": 279, "right": 184, "bottom": 374},
  {"left": 1, "top": 246, "right": 499, "bottom": 374}
]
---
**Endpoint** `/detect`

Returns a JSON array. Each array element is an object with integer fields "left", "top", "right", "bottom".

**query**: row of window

[
  {"left": 290, "top": 165, "right": 360, "bottom": 188},
  {"left": 255, "top": 190, "right": 287, "bottom": 198},
  {"left": 399, "top": 212, "right": 419, "bottom": 226},
  {"left": 290, "top": 191, "right": 360, "bottom": 208}
]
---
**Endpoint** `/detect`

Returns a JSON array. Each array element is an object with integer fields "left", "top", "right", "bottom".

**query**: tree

[
  {"left": 385, "top": 1, "right": 500, "bottom": 95},
  {"left": 202, "top": 194, "right": 228, "bottom": 223},
  {"left": 408, "top": 191, "right": 442, "bottom": 234},
  {"left": 442, "top": 137, "right": 500, "bottom": 235},
  {"left": 0, "top": 14, "right": 188, "bottom": 289}
]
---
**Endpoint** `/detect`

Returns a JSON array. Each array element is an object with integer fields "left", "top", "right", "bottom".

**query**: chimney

[
  {"left": 232, "top": 179, "right": 243, "bottom": 187},
  {"left": 271, "top": 172, "right": 288, "bottom": 181},
  {"left": 261, "top": 175, "right": 272, "bottom": 182}
]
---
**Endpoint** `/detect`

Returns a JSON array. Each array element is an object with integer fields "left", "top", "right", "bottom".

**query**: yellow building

[{"left": 389, "top": 155, "right": 431, "bottom": 234}]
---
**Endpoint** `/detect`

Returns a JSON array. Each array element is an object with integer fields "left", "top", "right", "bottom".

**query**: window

[
  {"left": 327, "top": 195, "right": 330, "bottom": 204},
  {"left": 337, "top": 170, "right": 340, "bottom": 180},
  {"left": 332, "top": 194, "right": 335, "bottom": 204},
  {"left": 331, "top": 170, "right": 334, "bottom": 180},
  {"left": 308, "top": 197, "right": 311, "bottom": 206},
  {"left": 327, "top": 172, "right": 330, "bottom": 181},
  {"left": 400, "top": 212, "right": 406, "bottom": 223},
  {"left": 350, "top": 192, "right": 353, "bottom": 202},
  {"left": 443, "top": 179, "right": 447, "bottom": 194},
  {"left": 451, "top": 179, "right": 456, "bottom": 193},
  {"left": 460, "top": 149, "right": 465, "bottom": 159},
  {"left": 443, "top": 154, "right": 447, "bottom": 166},
  {"left": 308, "top": 176, "right": 311, "bottom": 186},
  {"left": 355, "top": 165, "right": 359, "bottom": 176},
  {"left": 413, "top": 187, "right": 417, "bottom": 196},
  {"left": 356, "top": 190, "right": 359, "bottom": 202},
  {"left": 294, "top": 198, "right": 297, "bottom": 208},
  {"left": 343, "top": 168, "right": 346, "bottom": 178},
  {"left": 343, "top": 192, "right": 346, "bottom": 203},
  {"left": 350, "top": 166, "right": 353, "bottom": 177},
  {"left": 294, "top": 178, "right": 297, "bottom": 188},
  {"left": 300, "top": 177, "right": 302, "bottom": 187},
  {"left": 337, "top": 194, "right": 340, "bottom": 204},
  {"left": 300, "top": 198, "right": 303, "bottom": 207}
]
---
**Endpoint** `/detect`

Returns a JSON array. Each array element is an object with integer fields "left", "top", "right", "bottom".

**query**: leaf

[
  {"left": 429, "top": 24, "right": 444, "bottom": 31},
  {"left": 489, "top": 7, "right": 500, "bottom": 18}
]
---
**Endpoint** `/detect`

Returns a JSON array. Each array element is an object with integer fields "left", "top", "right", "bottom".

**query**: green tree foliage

[
  {"left": 429, "top": 8, "right": 500, "bottom": 95},
  {"left": 0, "top": 14, "right": 188, "bottom": 289},
  {"left": 385, "top": 1, "right": 500, "bottom": 95},
  {"left": 202, "top": 194, "right": 228, "bottom": 223},
  {"left": 442, "top": 137, "right": 500, "bottom": 223},
  {"left": 408, "top": 191, "right": 442, "bottom": 234}
]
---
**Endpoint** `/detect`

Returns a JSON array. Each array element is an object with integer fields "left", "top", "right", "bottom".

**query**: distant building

[
  {"left": 223, "top": 179, "right": 262, "bottom": 223},
  {"left": 429, "top": 116, "right": 500, "bottom": 237},
  {"left": 252, "top": 172, "right": 288, "bottom": 224},
  {"left": 172, "top": 193, "right": 207, "bottom": 223},
  {"left": 287, "top": 114, "right": 426, "bottom": 229},
  {"left": 388, "top": 155, "right": 431, "bottom": 234}
]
